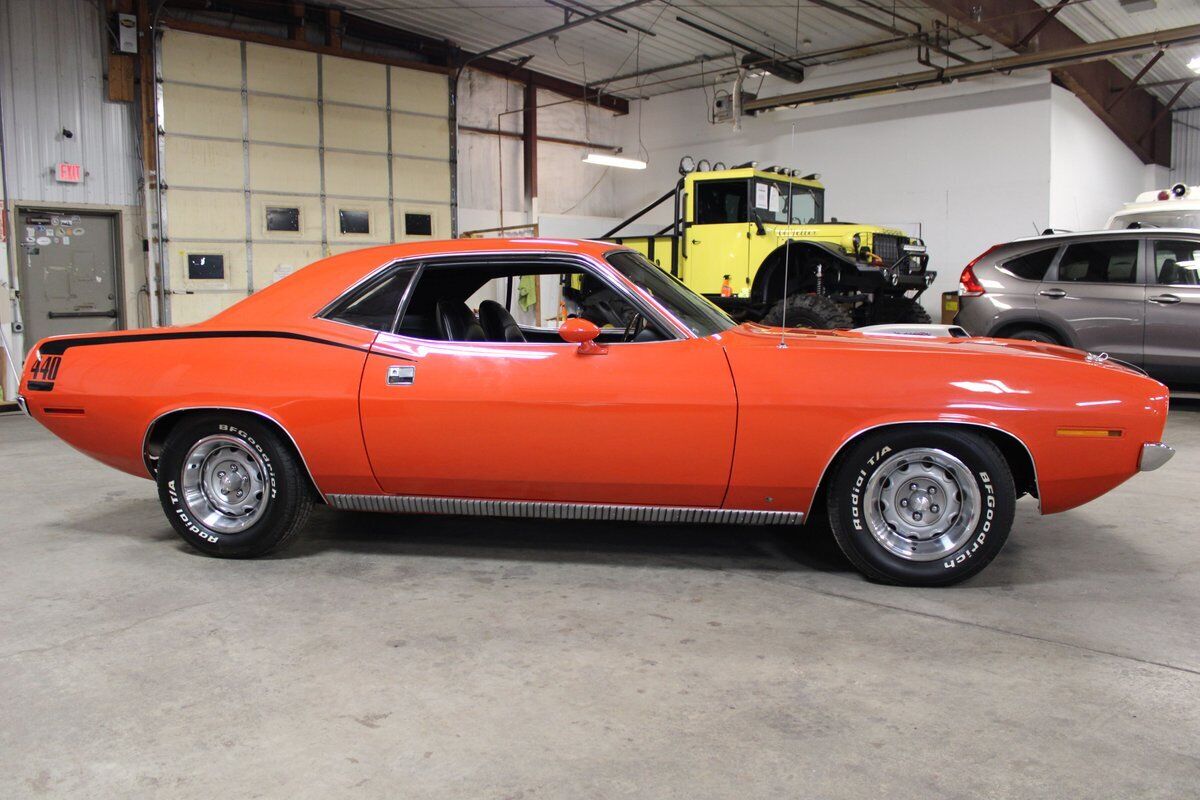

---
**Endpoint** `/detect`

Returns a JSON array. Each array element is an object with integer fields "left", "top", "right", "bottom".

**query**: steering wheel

[{"left": 622, "top": 312, "right": 646, "bottom": 343}]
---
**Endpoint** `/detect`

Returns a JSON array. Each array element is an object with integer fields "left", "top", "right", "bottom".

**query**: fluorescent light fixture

[
  {"left": 1190, "top": 54, "right": 1200, "bottom": 74},
  {"left": 582, "top": 152, "right": 646, "bottom": 170}
]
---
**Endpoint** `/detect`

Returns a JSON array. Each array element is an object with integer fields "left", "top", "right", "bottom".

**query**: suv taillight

[{"left": 959, "top": 245, "right": 1000, "bottom": 297}]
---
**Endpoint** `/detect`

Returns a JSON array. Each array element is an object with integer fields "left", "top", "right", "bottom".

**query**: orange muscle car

[{"left": 19, "top": 238, "right": 1174, "bottom": 586}]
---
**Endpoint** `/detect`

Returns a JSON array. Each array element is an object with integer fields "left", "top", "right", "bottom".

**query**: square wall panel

[
  {"left": 168, "top": 189, "right": 244, "bottom": 240},
  {"left": 325, "top": 152, "right": 389, "bottom": 198},
  {"left": 391, "top": 113, "right": 449, "bottom": 159},
  {"left": 162, "top": 31, "right": 241, "bottom": 88},
  {"left": 247, "top": 43, "right": 317, "bottom": 98},
  {"left": 164, "top": 136, "right": 244, "bottom": 189},
  {"left": 324, "top": 105, "right": 388, "bottom": 153},
  {"left": 249, "top": 144, "right": 321, "bottom": 194},
  {"left": 248, "top": 95, "right": 319, "bottom": 146},
  {"left": 323, "top": 56, "right": 386, "bottom": 108},
  {"left": 169, "top": 290, "right": 245, "bottom": 326},
  {"left": 393, "top": 157, "right": 451, "bottom": 203},
  {"left": 253, "top": 243, "right": 324, "bottom": 290},
  {"left": 163, "top": 84, "right": 241, "bottom": 138},
  {"left": 391, "top": 67, "right": 448, "bottom": 116},
  {"left": 251, "top": 194, "right": 322, "bottom": 240}
]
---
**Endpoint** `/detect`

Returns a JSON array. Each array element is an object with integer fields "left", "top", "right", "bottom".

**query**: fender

[{"left": 751, "top": 240, "right": 858, "bottom": 302}]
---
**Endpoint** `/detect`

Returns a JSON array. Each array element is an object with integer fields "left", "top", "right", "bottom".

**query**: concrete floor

[{"left": 1, "top": 409, "right": 1198, "bottom": 799}]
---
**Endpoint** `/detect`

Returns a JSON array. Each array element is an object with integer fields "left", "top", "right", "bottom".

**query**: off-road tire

[
  {"left": 826, "top": 427, "right": 1015, "bottom": 587},
  {"left": 761, "top": 293, "right": 853, "bottom": 329},
  {"left": 1004, "top": 327, "right": 1060, "bottom": 345},
  {"left": 870, "top": 296, "right": 932, "bottom": 325},
  {"left": 156, "top": 414, "right": 313, "bottom": 558}
]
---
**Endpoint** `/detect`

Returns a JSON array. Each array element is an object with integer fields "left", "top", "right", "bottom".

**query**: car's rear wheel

[
  {"left": 156, "top": 414, "right": 313, "bottom": 557},
  {"left": 1003, "top": 327, "right": 1060, "bottom": 345},
  {"left": 826, "top": 427, "right": 1015, "bottom": 586}
]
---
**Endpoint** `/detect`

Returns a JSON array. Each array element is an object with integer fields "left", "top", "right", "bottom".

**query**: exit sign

[{"left": 55, "top": 162, "right": 82, "bottom": 183}]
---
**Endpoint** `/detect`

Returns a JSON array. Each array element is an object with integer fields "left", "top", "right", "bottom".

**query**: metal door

[{"left": 18, "top": 210, "right": 120, "bottom": 351}]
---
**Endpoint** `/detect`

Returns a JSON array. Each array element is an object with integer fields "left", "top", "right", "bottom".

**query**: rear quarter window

[{"left": 997, "top": 246, "right": 1058, "bottom": 281}]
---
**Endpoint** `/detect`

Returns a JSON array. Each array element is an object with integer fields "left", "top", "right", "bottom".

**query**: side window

[
  {"left": 1055, "top": 240, "right": 1139, "bottom": 283},
  {"left": 998, "top": 246, "right": 1058, "bottom": 281},
  {"left": 694, "top": 180, "right": 748, "bottom": 225},
  {"left": 322, "top": 266, "right": 415, "bottom": 331},
  {"left": 1152, "top": 240, "right": 1200, "bottom": 286}
]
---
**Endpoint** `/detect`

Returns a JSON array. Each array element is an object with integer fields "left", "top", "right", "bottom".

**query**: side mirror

[{"left": 558, "top": 317, "right": 607, "bottom": 355}]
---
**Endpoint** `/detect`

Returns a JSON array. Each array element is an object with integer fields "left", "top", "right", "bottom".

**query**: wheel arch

[
  {"left": 990, "top": 317, "right": 1074, "bottom": 348},
  {"left": 807, "top": 421, "right": 1039, "bottom": 520},
  {"left": 142, "top": 407, "right": 325, "bottom": 502},
  {"left": 751, "top": 240, "right": 856, "bottom": 302}
]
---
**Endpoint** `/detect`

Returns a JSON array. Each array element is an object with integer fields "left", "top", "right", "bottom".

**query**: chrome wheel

[
  {"left": 180, "top": 435, "right": 269, "bottom": 534},
  {"left": 862, "top": 448, "right": 981, "bottom": 562}
]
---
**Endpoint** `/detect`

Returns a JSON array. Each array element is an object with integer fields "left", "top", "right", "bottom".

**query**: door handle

[
  {"left": 47, "top": 309, "right": 119, "bottom": 319},
  {"left": 1148, "top": 294, "right": 1182, "bottom": 305},
  {"left": 386, "top": 365, "right": 415, "bottom": 385},
  {"left": 1038, "top": 288, "right": 1066, "bottom": 298}
]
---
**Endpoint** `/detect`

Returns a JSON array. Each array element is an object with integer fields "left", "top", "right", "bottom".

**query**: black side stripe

[{"left": 38, "top": 330, "right": 371, "bottom": 356}]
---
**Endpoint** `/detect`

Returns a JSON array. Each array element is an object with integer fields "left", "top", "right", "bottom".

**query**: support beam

[
  {"left": 162, "top": 0, "right": 627, "bottom": 114},
  {"left": 807, "top": 0, "right": 971, "bottom": 65},
  {"left": 524, "top": 81, "right": 538, "bottom": 213},
  {"left": 922, "top": 0, "right": 1175, "bottom": 165},
  {"left": 1107, "top": 50, "right": 1162, "bottom": 111},
  {"left": 458, "top": 125, "right": 621, "bottom": 153},
  {"left": 1139, "top": 80, "right": 1195, "bottom": 142},
  {"left": 744, "top": 23, "right": 1200, "bottom": 127},
  {"left": 288, "top": 2, "right": 305, "bottom": 43},
  {"left": 1013, "top": 0, "right": 1069, "bottom": 50}
]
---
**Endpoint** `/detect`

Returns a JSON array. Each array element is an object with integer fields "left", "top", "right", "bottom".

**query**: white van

[{"left": 1107, "top": 183, "right": 1200, "bottom": 229}]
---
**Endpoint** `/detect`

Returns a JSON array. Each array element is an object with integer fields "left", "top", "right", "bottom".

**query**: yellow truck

[{"left": 602, "top": 161, "right": 935, "bottom": 328}]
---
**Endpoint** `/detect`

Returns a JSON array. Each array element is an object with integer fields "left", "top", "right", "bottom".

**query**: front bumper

[
  {"left": 15, "top": 394, "right": 28, "bottom": 416},
  {"left": 1139, "top": 442, "right": 1175, "bottom": 472}
]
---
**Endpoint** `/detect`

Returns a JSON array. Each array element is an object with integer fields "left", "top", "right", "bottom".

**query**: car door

[
  {"left": 1143, "top": 236, "right": 1200, "bottom": 388},
  {"left": 358, "top": 256, "right": 738, "bottom": 507},
  {"left": 1035, "top": 236, "right": 1144, "bottom": 364}
]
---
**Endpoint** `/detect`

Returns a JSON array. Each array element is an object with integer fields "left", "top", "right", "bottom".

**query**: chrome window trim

[
  {"left": 806, "top": 420, "right": 1042, "bottom": 518},
  {"left": 326, "top": 493, "right": 803, "bottom": 525},
  {"left": 142, "top": 406, "right": 326, "bottom": 503}
]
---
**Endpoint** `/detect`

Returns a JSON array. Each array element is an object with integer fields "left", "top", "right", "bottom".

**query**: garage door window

[
  {"left": 338, "top": 208, "right": 371, "bottom": 235},
  {"left": 1055, "top": 240, "right": 1139, "bottom": 283}
]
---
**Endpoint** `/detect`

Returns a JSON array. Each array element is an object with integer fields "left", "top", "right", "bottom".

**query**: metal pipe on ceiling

[
  {"left": 744, "top": 23, "right": 1200, "bottom": 113},
  {"left": 468, "top": 0, "right": 658, "bottom": 61},
  {"left": 805, "top": 0, "right": 971, "bottom": 65}
]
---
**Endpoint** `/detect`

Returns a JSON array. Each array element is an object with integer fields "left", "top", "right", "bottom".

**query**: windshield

[
  {"left": 1109, "top": 209, "right": 1200, "bottom": 229},
  {"left": 605, "top": 250, "right": 736, "bottom": 337},
  {"left": 754, "top": 179, "right": 824, "bottom": 224}
]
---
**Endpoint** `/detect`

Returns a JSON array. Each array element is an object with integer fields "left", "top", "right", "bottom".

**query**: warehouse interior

[{"left": 2, "top": 0, "right": 1200, "bottom": 796}]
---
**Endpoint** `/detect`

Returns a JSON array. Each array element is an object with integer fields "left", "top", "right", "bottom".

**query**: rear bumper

[{"left": 1139, "top": 442, "right": 1175, "bottom": 472}]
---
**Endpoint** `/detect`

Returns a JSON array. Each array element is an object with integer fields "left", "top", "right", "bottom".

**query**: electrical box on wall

[{"left": 116, "top": 14, "right": 137, "bottom": 54}]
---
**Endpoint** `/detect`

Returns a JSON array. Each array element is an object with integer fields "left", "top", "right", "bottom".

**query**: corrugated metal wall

[
  {"left": 1170, "top": 109, "right": 1200, "bottom": 187},
  {"left": 0, "top": 0, "right": 140, "bottom": 206}
]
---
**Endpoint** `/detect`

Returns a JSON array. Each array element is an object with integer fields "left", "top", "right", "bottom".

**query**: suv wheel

[
  {"left": 761, "top": 294, "right": 852, "bottom": 329},
  {"left": 826, "top": 427, "right": 1015, "bottom": 586}
]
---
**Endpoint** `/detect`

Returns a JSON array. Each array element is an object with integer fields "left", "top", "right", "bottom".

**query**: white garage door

[{"left": 159, "top": 30, "right": 452, "bottom": 325}]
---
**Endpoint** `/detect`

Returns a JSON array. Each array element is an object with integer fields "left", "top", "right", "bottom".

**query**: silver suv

[{"left": 955, "top": 229, "right": 1200, "bottom": 388}]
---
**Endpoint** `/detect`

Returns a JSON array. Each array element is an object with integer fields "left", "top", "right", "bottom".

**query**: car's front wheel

[
  {"left": 826, "top": 428, "right": 1015, "bottom": 586},
  {"left": 156, "top": 413, "right": 313, "bottom": 557}
]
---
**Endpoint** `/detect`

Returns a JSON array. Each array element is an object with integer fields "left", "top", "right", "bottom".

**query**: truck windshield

[
  {"left": 754, "top": 179, "right": 824, "bottom": 224},
  {"left": 605, "top": 250, "right": 736, "bottom": 337}
]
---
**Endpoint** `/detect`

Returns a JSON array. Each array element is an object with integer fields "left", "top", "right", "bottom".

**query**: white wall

[{"left": 1048, "top": 85, "right": 1159, "bottom": 232}]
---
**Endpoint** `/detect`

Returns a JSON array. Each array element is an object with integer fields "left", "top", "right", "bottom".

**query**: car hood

[{"left": 727, "top": 323, "right": 1141, "bottom": 374}]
